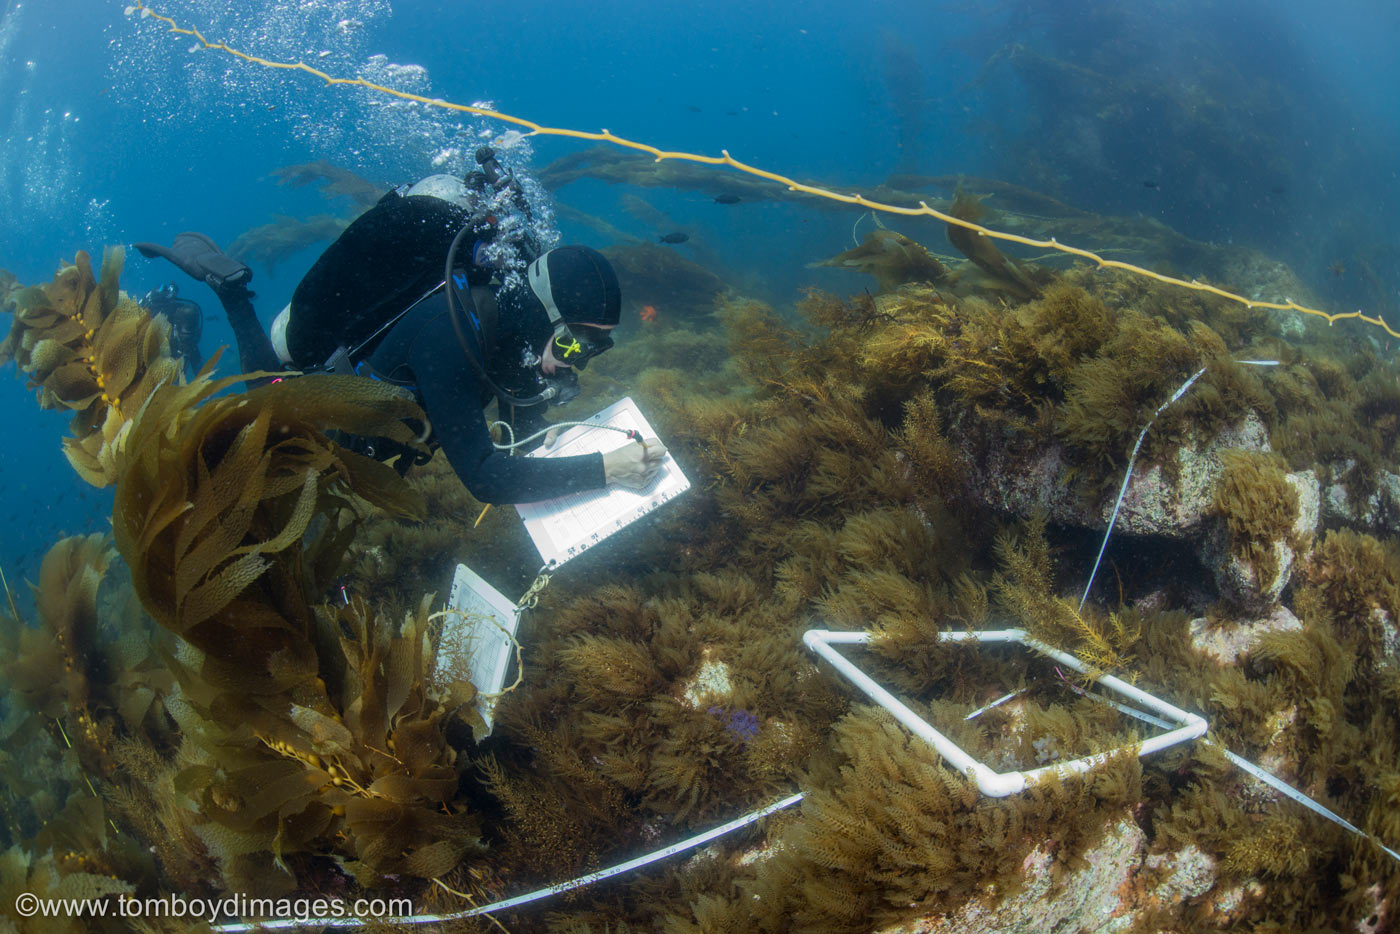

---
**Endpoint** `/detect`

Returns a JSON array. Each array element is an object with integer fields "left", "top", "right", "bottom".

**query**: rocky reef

[{"left": 0, "top": 195, "right": 1397, "bottom": 933}]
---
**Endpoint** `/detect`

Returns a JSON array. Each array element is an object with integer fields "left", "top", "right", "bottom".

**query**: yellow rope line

[{"left": 128, "top": 2, "right": 1398, "bottom": 339}]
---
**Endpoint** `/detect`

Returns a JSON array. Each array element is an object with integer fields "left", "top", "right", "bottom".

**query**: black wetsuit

[
  {"left": 224, "top": 187, "right": 606, "bottom": 506},
  {"left": 362, "top": 290, "right": 606, "bottom": 505}
]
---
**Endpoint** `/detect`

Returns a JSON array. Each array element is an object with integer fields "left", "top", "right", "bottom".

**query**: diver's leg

[
  {"left": 216, "top": 286, "right": 283, "bottom": 384},
  {"left": 134, "top": 232, "right": 280, "bottom": 386}
]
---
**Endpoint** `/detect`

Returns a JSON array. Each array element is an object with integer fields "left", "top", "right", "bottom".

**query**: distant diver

[
  {"left": 137, "top": 282, "right": 203, "bottom": 379},
  {"left": 135, "top": 147, "right": 666, "bottom": 506},
  {"left": 658, "top": 232, "right": 690, "bottom": 244}
]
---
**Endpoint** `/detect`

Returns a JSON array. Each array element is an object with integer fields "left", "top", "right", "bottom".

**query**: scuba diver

[
  {"left": 136, "top": 282, "right": 203, "bottom": 379},
  {"left": 134, "top": 148, "right": 666, "bottom": 506}
]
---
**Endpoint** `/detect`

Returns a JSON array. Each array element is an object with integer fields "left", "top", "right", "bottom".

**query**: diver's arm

[
  {"left": 408, "top": 312, "right": 606, "bottom": 506},
  {"left": 512, "top": 402, "right": 670, "bottom": 490}
]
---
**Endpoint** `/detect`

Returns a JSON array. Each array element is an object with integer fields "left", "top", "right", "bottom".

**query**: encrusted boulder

[
  {"left": 1197, "top": 468, "right": 1319, "bottom": 614},
  {"left": 1105, "top": 412, "right": 1271, "bottom": 538},
  {"left": 1105, "top": 843, "right": 1220, "bottom": 932},
  {"left": 959, "top": 410, "right": 1324, "bottom": 613},
  {"left": 1373, "top": 607, "right": 1400, "bottom": 679},
  {"left": 870, "top": 824, "right": 1280, "bottom": 933},
  {"left": 1320, "top": 464, "right": 1400, "bottom": 535},
  {"left": 1187, "top": 604, "right": 1303, "bottom": 666},
  {"left": 876, "top": 816, "right": 1146, "bottom": 934},
  {"left": 959, "top": 411, "right": 1271, "bottom": 540}
]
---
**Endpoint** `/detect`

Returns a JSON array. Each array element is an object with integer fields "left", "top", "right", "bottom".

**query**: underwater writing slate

[
  {"left": 516, "top": 396, "right": 689, "bottom": 567},
  {"left": 443, "top": 562, "right": 520, "bottom": 737}
]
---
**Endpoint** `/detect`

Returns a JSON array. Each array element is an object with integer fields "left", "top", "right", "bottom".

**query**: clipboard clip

[{"left": 515, "top": 560, "right": 559, "bottom": 612}]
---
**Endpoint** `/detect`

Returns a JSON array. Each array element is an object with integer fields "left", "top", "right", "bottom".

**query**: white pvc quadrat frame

[{"left": 803, "top": 628, "right": 1208, "bottom": 798}]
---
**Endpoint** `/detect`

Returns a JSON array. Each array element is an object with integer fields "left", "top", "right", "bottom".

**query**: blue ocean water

[{"left": 0, "top": 0, "right": 1396, "bottom": 599}]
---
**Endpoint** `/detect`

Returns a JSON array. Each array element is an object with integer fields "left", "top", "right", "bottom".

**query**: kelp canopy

[{"left": 0, "top": 208, "right": 1396, "bottom": 934}]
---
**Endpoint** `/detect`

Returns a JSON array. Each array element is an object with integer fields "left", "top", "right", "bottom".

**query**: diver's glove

[{"left": 133, "top": 232, "right": 253, "bottom": 296}]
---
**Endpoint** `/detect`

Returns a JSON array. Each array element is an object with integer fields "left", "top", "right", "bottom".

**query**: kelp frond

[
  {"left": 0, "top": 248, "right": 184, "bottom": 486},
  {"left": 112, "top": 370, "right": 425, "bottom": 672}
]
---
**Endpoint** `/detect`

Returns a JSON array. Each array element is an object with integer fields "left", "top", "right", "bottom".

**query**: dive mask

[
  {"left": 550, "top": 322, "right": 613, "bottom": 371},
  {"left": 528, "top": 251, "right": 618, "bottom": 372}
]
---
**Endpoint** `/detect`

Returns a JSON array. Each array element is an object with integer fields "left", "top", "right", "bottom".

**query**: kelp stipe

[
  {"left": 107, "top": 369, "right": 485, "bottom": 885},
  {"left": 111, "top": 367, "right": 425, "bottom": 673}
]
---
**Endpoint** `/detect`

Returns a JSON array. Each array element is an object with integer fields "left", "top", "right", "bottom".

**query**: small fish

[
  {"left": 1328, "top": 261, "right": 1346, "bottom": 278},
  {"left": 1143, "top": 180, "right": 1160, "bottom": 190},
  {"left": 658, "top": 232, "right": 690, "bottom": 244},
  {"left": 713, "top": 194, "right": 741, "bottom": 204},
  {"left": 687, "top": 105, "right": 702, "bottom": 113},
  {"left": 640, "top": 304, "right": 658, "bottom": 322}
]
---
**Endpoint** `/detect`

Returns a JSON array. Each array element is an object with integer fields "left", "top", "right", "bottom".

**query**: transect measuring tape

[{"left": 211, "top": 793, "right": 805, "bottom": 931}]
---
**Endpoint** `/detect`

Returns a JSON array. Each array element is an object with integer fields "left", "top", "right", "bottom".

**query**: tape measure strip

[{"left": 212, "top": 792, "right": 806, "bottom": 931}]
